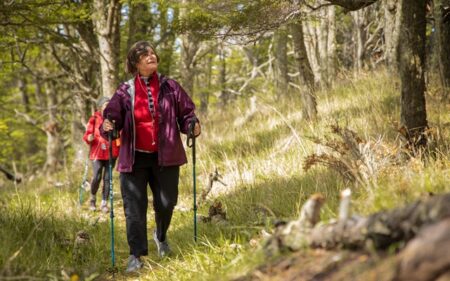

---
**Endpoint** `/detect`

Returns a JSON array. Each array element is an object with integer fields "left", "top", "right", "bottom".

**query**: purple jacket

[{"left": 101, "top": 74, "right": 198, "bottom": 172}]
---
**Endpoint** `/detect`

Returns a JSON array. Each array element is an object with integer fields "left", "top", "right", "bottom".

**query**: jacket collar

[{"left": 123, "top": 73, "right": 168, "bottom": 97}]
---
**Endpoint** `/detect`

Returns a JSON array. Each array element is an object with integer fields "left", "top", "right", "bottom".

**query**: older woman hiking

[{"left": 101, "top": 41, "right": 201, "bottom": 273}]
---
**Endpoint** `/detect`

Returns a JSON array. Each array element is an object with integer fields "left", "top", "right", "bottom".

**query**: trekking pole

[
  {"left": 187, "top": 118, "right": 198, "bottom": 242},
  {"left": 79, "top": 155, "right": 89, "bottom": 206},
  {"left": 107, "top": 114, "right": 116, "bottom": 271}
]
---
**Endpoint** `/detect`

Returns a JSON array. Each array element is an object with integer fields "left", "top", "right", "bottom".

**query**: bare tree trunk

[
  {"left": 200, "top": 54, "right": 213, "bottom": 113},
  {"left": 383, "top": 0, "right": 402, "bottom": 69},
  {"left": 318, "top": 6, "right": 330, "bottom": 85},
  {"left": 180, "top": 34, "right": 199, "bottom": 97},
  {"left": 291, "top": 21, "right": 318, "bottom": 121},
  {"left": 158, "top": 3, "right": 177, "bottom": 75},
  {"left": 92, "top": 0, "right": 121, "bottom": 98},
  {"left": 352, "top": 9, "right": 367, "bottom": 71},
  {"left": 18, "top": 75, "right": 30, "bottom": 112},
  {"left": 219, "top": 44, "right": 228, "bottom": 106},
  {"left": 273, "top": 26, "right": 289, "bottom": 97},
  {"left": 179, "top": 0, "right": 200, "bottom": 97},
  {"left": 304, "top": 4, "right": 336, "bottom": 87},
  {"left": 303, "top": 19, "right": 322, "bottom": 86},
  {"left": 43, "top": 82, "right": 64, "bottom": 174},
  {"left": 398, "top": 0, "right": 428, "bottom": 146},
  {"left": 327, "top": 6, "right": 337, "bottom": 84},
  {"left": 33, "top": 76, "right": 45, "bottom": 109},
  {"left": 435, "top": 0, "right": 450, "bottom": 98}
]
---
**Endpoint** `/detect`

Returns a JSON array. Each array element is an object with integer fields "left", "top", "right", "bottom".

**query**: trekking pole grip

[{"left": 187, "top": 117, "right": 198, "bottom": 148}]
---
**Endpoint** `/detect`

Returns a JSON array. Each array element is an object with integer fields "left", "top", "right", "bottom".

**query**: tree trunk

[
  {"left": 43, "top": 82, "right": 64, "bottom": 174},
  {"left": 18, "top": 75, "right": 30, "bottom": 112},
  {"left": 327, "top": 5, "right": 337, "bottom": 84},
  {"left": 200, "top": 54, "right": 212, "bottom": 113},
  {"left": 397, "top": 0, "right": 428, "bottom": 145},
  {"left": 291, "top": 21, "right": 318, "bottom": 121},
  {"left": 383, "top": 0, "right": 401, "bottom": 69},
  {"left": 303, "top": 19, "right": 322, "bottom": 86},
  {"left": 436, "top": 0, "right": 450, "bottom": 98},
  {"left": 273, "top": 26, "right": 289, "bottom": 97},
  {"left": 33, "top": 76, "right": 44, "bottom": 108},
  {"left": 318, "top": 5, "right": 330, "bottom": 85},
  {"left": 92, "top": 0, "right": 121, "bottom": 98},
  {"left": 179, "top": 0, "right": 200, "bottom": 97},
  {"left": 219, "top": 44, "right": 228, "bottom": 106},
  {"left": 158, "top": 2, "right": 177, "bottom": 76},
  {"left": 180, "top": 34, "right": 199, "bottom": 97},
  {"left": 352, "top": 9, "right": 367, "bottom": 71}
]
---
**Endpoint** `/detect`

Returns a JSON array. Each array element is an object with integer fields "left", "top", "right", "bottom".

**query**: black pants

[
  {"left": 90, "top": 159, "right": 116, "bottom": 201},
  {"left": 120, "top": 152, "right": 179, "bottom": 257}
]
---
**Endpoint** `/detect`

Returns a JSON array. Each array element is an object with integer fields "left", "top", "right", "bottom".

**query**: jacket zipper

[
  {"left": 158, "top": 73, "right": 165, "bottom": 167},
  {"left": 126, "top": 78, "right": 136, "bottom": 169}
]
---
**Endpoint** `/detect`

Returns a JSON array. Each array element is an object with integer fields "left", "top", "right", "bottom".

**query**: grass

[{"left": 0, "top": 69, "right": 449, "bottom": 280}]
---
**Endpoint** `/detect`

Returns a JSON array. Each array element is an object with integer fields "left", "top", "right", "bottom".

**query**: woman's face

[{"left": 136, "top": 48, "right": 158, "bottom": 76}]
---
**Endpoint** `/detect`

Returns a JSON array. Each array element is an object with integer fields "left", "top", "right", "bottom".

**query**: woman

[
  {"left": 82, "top": 97, "right": 119, "bottom": 213},
  {"left": 101, "top": 41, "right": 200, "bottom": 273}
]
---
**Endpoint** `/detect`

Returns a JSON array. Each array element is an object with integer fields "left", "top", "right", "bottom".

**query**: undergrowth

[{"left": 0, "top": 69, "right": 448, "bottom": 280}]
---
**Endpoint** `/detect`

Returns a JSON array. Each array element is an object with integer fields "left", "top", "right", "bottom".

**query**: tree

[
  {"left": 383, "top": 0, "right": 401, "bottom": 68},
  {"left": 273, "top": 26, "right": 289, "bottom": 97},
  {"left": 291, "top": 20, "right": 318, "bottom": 121},
  {"left": 397, "top": 0, "right": 428, "bottom": 145},
  {"left": 179, "top": 0, "right": 201, "bottom": 97},
  {"left": 435, "top": 0, "right": 450, "bottom": 98},
  {"left": 326, "top": 0, "right": 429, "bottom": 146},
  {"left": 92, "top": 0, "right": 121, "bottom": 98}
]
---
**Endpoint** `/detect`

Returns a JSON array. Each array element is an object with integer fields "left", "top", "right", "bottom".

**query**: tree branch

[{"left": 325, "top": 0, "right": 378, "bottom": 11}]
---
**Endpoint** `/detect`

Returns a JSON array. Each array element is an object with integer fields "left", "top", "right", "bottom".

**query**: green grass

[{"left": 0, "top": 69, "right": 449, "bottom": 280}]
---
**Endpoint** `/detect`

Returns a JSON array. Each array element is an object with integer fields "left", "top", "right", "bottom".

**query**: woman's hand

[
  {"left": 87, "top": 134, "right": 94, "bottom": 142},
  {"left": 194, "top": 122, "right": 201, "bottom": 137},
  {"left": 103, "top": 119, "right": 114, "bottom": 132}
]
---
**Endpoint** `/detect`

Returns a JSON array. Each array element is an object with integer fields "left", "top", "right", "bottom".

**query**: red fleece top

[
  {"left": 134, "top": 74, "right": 159, "bottom": 152},
  {"left": 83, "top": 111, "right": 120, "bottom": 160}
]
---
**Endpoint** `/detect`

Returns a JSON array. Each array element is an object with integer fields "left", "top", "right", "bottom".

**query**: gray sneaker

[
  {"left": 153, "top": 231, "right": 171, "bottom": 257},
  {"left": 125, "top": 255, "right": 143, "bottom": 273},
  {"left": 100, "top": 200, "right": 109, "bottom": 214},
  {"left": 89, "top": 200, "right": 96, "bottom": 211}
]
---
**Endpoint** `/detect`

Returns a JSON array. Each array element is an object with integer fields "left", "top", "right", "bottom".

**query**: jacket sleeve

[
  {"left": 100, "top": 85, "right": 126, "bottom": 139},
  {"left": 172, "top": 80, "right": 199, "bottom": 134},
  {"left": 82, "top": 116, "right": 95, "bottom": 144}
]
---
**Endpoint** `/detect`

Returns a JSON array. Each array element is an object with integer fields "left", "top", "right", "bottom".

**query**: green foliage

[{"left": 177, "top": 1, "right": 299, "bottom": 41}]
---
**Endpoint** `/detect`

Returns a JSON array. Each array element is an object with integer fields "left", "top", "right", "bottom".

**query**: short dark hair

[{"left": 125, "top": 41, "right": 159, "bottom": 75}]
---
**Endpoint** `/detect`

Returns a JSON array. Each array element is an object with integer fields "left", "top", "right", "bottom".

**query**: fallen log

[
  {"left": 394, "top": 218, "right": 450, "bottom": 281},
  {"left": 266, "top": 192, "right": 450, "bottom": 255},
  {"left": 309, "top": 192, "right": 450, "bottom": 250}
]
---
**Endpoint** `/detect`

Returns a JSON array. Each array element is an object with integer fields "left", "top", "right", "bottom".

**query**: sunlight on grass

[{"left": 0, "top": 69, "right": 449, "bottom": 280}]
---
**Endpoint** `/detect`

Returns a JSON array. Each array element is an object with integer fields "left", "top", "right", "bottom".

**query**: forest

[{"left": 0, "top": 0, "right": 449, "bottom": 280}]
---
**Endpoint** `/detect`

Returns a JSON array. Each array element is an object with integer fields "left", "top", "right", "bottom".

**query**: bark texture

[
  {"left": 291, "top": 21, "right": 318, "bottom": 121},
  {"left": 273, "top": 27, "right": 289, "bottom": 97},
  {"left": 397, "top": 0, "right": 428, "bottom": 143},
  {"left": 92, "top": 0, "right": 121, "bottom": 98}
]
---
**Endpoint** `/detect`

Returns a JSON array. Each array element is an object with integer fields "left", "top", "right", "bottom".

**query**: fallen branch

[
  {"left": 309, "top": 192, "right": 450, "bottom": 250},
  {"left": 266, "top": 192, "right": 450, "bottom": 255}
]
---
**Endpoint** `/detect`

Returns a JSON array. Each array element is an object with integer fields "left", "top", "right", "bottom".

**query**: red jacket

[{"left": 83, "top": 111, "right": 120, "bottom": 160}]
